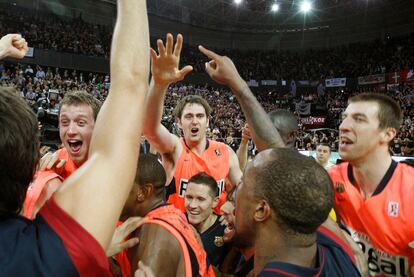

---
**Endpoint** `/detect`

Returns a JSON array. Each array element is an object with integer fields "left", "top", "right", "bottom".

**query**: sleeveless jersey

[
  {"left": 329, "top": 161, "right": 414, "bottom": 277},
  {"left": 23, "top": 148, "right": 78, "bottom": 219},
  {"left": 142, "top": 205, "right": 215, "bottom": 277},
  {"left": 55, "top": 147, "right": 78, "bottom": 179},
  {"left": 168, "top": 139, "right": 230, "bottom": 214}
]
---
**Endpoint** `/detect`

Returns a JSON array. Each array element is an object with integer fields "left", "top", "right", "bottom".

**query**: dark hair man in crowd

[
  {"left": 315, "top": 143, "right": 335, "bottom": 170},
  {"left": 185, "top": 172, "right": 230, "bottom": 268},
  {"left": 0, "top": 0, "right": 150, "bottom": 274}
]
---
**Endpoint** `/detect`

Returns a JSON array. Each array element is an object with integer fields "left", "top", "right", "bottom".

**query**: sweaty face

[
  {"left": 339, "top": 102, "right": 387, "bottom": 163},
  {"left": 185, "top": 182, "right": 217, "bottom": 228},
  {"left": 179, "top": 103, "right": 209, "bottom": 145},
  {"left": 316, "top": 145, "right": 331, "bottom": 164},
  {"left": 59, "top": 104, "right": 95, "bottom": 167}
]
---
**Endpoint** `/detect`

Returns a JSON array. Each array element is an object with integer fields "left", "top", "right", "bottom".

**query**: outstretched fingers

[
  {"left": 198, "top": 45, "right": 221, "bottom": 61},
  {"left": 173, "top": 34, "right": 184, "bottom": 57}
]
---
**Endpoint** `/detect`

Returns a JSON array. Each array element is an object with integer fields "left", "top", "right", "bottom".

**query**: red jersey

[
  {"left": 168, "top": 139, "right": 230, "bottom": 214},
  {"left": 23, "top": 148, "right": 78, "bottom": 219},
  {"left": 142, "top": 205, "right": 215, "bottom": 277},
  {"left": 329, "top": 160, "right": 414, "bottom": 277}
]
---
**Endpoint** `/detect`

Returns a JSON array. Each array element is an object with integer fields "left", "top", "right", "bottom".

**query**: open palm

[{"left": 150, "top": 33, "right": 193, "bottom": 86}]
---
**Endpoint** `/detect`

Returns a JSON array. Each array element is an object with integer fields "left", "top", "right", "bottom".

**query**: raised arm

[
  {"left": 53, "top": 0, "right": 150, "bottom": 250},
  {"left": 236, "top": 124, "right": 251, "bottom": 171},
  {"left": 144, "top": 34, "right": 193, "bottom": 155},
  {"left": 198, "top": 46, "right": 284, "bottom": 151},
  {"left": 227, "top": 145, "right": 243, "bottom": 190}
]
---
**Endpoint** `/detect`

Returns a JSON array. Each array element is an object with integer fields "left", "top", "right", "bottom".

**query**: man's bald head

[{"left": 268, "top": 110, "right": 298, "bottom": 148}]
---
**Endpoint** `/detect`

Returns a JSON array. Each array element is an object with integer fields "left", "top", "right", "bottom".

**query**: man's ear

[
  {"left": 254, "top": 199, "right": 271, "bottom": 223},
  {"left": 381, "top": 127, "right": 397, "bottom": 145},
  {"left": 212, "top": 196, "right": 220, "bottom": 209},
  {"left": 136, "top": 184, "right": 153, "bottom": 202}
]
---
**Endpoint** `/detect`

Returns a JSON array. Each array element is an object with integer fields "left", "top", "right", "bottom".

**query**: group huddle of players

[{"left": 0, "top": 1, "right": 413, "bottom": 276}]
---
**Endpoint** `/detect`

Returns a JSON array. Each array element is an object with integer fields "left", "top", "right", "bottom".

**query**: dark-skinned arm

[
  {"left": 130, "top": 224, "right": 185, "bottom": 277},
  {"left": 198, "top": 46, "right": 284, "bottom": 151}
]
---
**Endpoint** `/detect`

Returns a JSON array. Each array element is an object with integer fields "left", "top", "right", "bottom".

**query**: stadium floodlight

[
  {"left": 271, "top": 3, "right": 280, "bottom": 12},
  {"left": 300, "top": 1, "right": 312, "bottom": 13},
  {"left": 234, "top": 0, "right": 242, "bottom": 4}
]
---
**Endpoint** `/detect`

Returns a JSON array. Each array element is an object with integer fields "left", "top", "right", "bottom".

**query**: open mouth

[
  {"left": 223, "top": 224, "right": 235, "bottom": 241},
  {"left": 190, "top": 128, "right": 199, "bottom": 135},
  {"left": 339, "top": 136, "right": 354, "bottom": 150},
  {"left": 224, "top": 224, "right": 234, "bottom": 235},
  {"left": 68, "top": 140, "right": 82, "bottom": 154},
  {"left": 188, "top": 210, "right": 200, "bottom": 216}
]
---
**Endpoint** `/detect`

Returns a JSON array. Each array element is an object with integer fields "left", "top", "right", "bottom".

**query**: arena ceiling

[{"left": 141, "top": 0, "right": 411, "bottom": 33}]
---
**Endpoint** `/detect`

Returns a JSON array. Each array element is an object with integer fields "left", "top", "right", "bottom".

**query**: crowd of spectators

[
  {"left": 1, "top": 61, "right": 413, "bottom": 156},
  {"left": 1, "top": 6, "right": 413, "bottom": 156},
  {"left": 1, "top": 7, "right": 414, "bottom": 81}
]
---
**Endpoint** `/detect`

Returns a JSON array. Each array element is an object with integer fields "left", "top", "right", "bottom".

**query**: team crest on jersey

[
  {"left": 214, "top": 236, "right": 224, "bottom": 247},
  {"left": 388, "top": 201, "right": 399, "bottom": 217},
  {"left": 335, "top": 182, "right": 345, "bottom": 193},
  {"left": 215, "top": 149, "right": 221, "bottom": 156}
]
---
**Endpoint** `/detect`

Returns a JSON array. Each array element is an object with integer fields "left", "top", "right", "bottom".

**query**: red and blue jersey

[
  {"left": 1, "top": 199, "right": 111, "bottom": 276},
  {"left": 259, "top": 226, "right": 360, "bottom": 277}
]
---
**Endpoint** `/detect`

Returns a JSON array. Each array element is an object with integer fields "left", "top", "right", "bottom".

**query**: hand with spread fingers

[
  {"left": 150, "top": 33, "right": 193, "bottom": 86},
  {"left": 0, "top": 34, "right": 29, "bottom": 60},
  {"left": 39, "top": 152, "right": 66, "bottom": 174},
  {"left": 106, "top": 216, "right": 146, "bottom": 257},
  {"left": 198, "top": 45, "right": 246, "bottom": 92}
]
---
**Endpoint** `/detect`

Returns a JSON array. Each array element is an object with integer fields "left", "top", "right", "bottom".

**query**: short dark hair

[
  {"left": 0, "top": 87, "right": 40, "bottom": 219},
  {"left": 173, "top": 95, "right": 212, "bottom": 119},
  {"left": 268, "top": 109, "right": 298, "bottom": 148},
  {"left": 59, "top": 91, "right": 102, "bottom": 121},
  {"left": 252, "top": 148, "right": 333, "bottom": 235},
  {"left": 135, "top": 154, "right": 166, "bottom": 196},
  {"left": 188, "top": 172, "right": 218, "bottom": 198},
  {"left": 348, "top": 93, "right": 402, "bottom": 131},
  {"left": 317, "top": 143, "right": 331, "bottom": 152}
]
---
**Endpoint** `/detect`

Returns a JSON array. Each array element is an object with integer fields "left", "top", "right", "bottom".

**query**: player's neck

[
  {"left": 197, "top": 213, "right": 217, "bottom": 234},
  {"left": 140, "top": 198, "right": 165, "bottom": 216},
  {"left": 185, "top": 138, "right": 207, "bottom": 156},
  {"left": 317, "top": 159, "right": 328, "bottom": 168},
  {"left": 351, "top": 150, "right": 392, "bottom": 199},
  {"left": 254, "top": 227, "right": 317, "bottom": 275},
  {"left": 240, "top": 246, "right": 255, "bottom": 260}
]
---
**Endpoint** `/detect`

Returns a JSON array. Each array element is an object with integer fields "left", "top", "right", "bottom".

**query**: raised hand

[
  {"left": 39, "top": 151, "right": 66, "bottom": 174},
  {"left": 0, "top": 34, "right": 28, "bottom": 60},
  {"left": 198, "top": 45, "right": 246, "bottom": 92},
  {"left": 150, "top": 33, "right": 193, "bottom": 86},
  {"left": 241, "top": 123, "right": 252, "bottom": 142}
]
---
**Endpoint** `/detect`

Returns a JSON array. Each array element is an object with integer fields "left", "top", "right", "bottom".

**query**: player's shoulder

[
  {"left": 328, "top": 162, "right": 348, "bottom": 179},
  {"left": 399, "top": 159, "right": 414, "bottom": 171}
]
